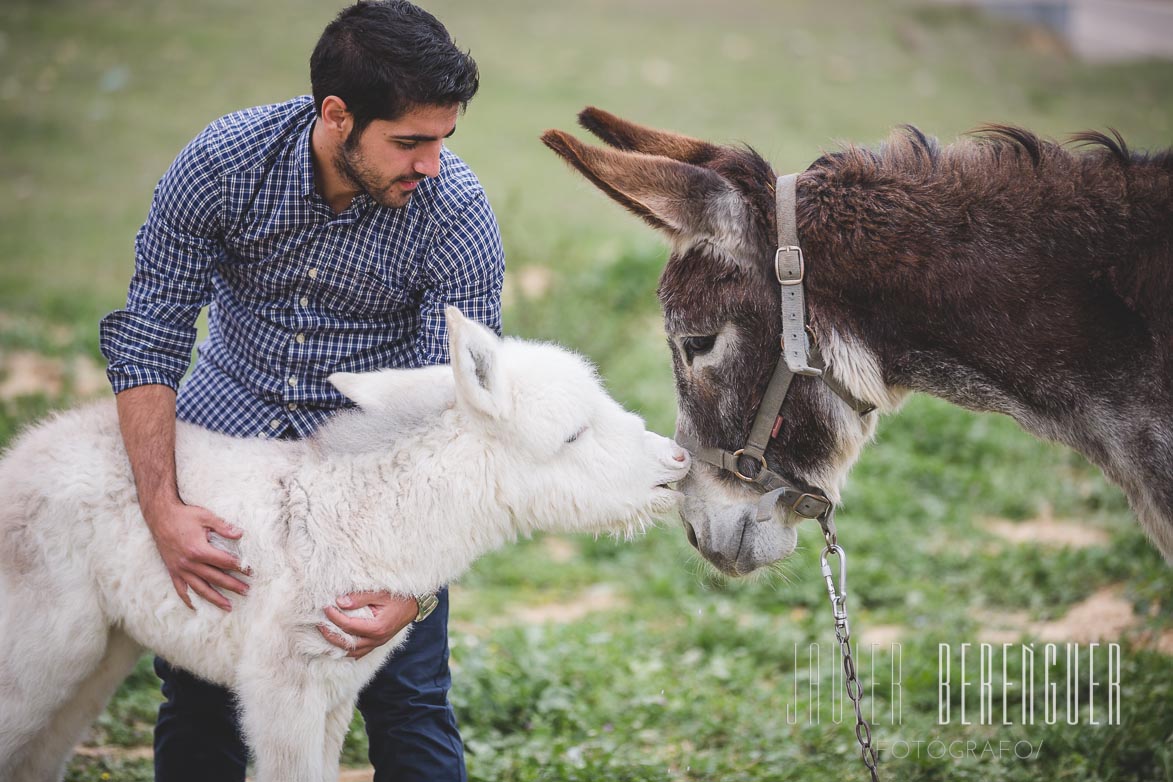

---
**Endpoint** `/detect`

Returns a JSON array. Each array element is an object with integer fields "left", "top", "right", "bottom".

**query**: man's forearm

[{"left": 115, "top": 384, "right": 182, "bottom": 522}]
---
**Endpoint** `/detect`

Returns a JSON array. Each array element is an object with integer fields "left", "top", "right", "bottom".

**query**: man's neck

[{"left": 310, "top": 119, "right": 359, "bottom": 214}]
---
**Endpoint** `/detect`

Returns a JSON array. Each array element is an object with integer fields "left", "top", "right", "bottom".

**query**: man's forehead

[{"left": 375, "top": 104, "right": 460, "bottom": 140}]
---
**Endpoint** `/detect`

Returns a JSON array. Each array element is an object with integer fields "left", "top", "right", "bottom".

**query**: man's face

[{"left": 334, "top": 103, "right": 460, "bottom": 209}]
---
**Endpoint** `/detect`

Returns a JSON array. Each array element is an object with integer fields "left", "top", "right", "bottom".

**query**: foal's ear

[
  {"left": 329, "top": 369, "right": 399, "bottom": 411},
  {"left": 446, "top": 306, "right": 511, "bottom": 421},
  {"left": 542, "top": 128, "right": 747, "bottom": 254},
  {"left": 577, "top": 107, "right": 721, "bottom": 166}
]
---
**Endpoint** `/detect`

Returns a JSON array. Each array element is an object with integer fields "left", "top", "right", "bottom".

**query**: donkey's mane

[{"left": 808, "top": 124, "right": 1173, "bottom": 184}]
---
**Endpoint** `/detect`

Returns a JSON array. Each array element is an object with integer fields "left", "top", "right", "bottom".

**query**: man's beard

[{"left": 333, "top": 130, "right": 420, "bottom": 209}]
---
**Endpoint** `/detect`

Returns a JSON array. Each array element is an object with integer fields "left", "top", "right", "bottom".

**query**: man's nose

[{"left": 414, "top": 145, "right": 442, "bottom": 178}]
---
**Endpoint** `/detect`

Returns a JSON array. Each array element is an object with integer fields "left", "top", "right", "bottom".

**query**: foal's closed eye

[
  {"left": 682, "top": 335, "right": 717, "bottom": 363},
  {"left": 566, "top": 425, "right": 589, "bottom": 444}
]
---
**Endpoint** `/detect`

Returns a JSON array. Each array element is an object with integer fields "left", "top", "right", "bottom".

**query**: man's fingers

[
  {"left": 192, "top": 563, "right": 249, "bottom": 596},
  {"left": 323, "top": 605, "right": 376, "bottom": 637},
  {"left": 336, "top": 590, "right": 389, "bottom": 609},
  {"left": 203, "top": 513, "right": 244, "bottom": 540},
  {"left": 171, "top": 576, "right": 195, "bottom": 611},
  {"left": 317, "top": 623, "right": 356, "bottom": 651},
  {"left": 345, "top": 638, "right": 377, "bottom": 660},
  {"left": 315, "top": 621, "right": 375, "bottom": 659},
  {"left": 195, "top": 543, "right": 244, "bottom": 574},
  {"left": 187, "top": 577, "right": 233, "bottom": 612}
]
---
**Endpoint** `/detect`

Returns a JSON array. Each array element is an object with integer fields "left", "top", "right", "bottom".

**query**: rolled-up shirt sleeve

[
  {"left": 100, "top": 135, "right": 223, "bottom": 393},
  {"left": 415, "top": 189, "right": 505, "bottom": 366}
]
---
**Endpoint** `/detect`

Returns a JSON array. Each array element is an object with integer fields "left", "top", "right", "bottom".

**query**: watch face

[{"left": 415, "top": 594, "right": 439, "bottom": 622}]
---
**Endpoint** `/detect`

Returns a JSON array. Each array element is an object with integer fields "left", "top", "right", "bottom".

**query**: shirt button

[
  {"left": 295, "top": 333, "right": 306, "bottom": 344},
  {"left": 288, "top": 376, "right": 298, "bottom": 387},
  {"left": 287, "top": 402, "right": 298, "bottom": 411},
  {"left": 307, "top": 268, "right": 318, "bottom": 279},
  {"left": 299, "top": 296, "right": 309, "bottom": 307},
  {"left": 269, "top": 419, "right": 281, "bottom": 430}
]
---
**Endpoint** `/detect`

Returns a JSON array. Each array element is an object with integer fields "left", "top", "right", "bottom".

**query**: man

[{"left": 98, "top": 2, "right": 502, "bottom": 780}]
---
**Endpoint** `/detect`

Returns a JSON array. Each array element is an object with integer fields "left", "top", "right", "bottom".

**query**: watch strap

[{"left": 413, "top": 593, "right": 439, "bottom": 623}]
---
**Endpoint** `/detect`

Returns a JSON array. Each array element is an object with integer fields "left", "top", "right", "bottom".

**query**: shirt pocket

[
  {"left": 317, "top": 262, "right": 419, "bottom": 319},
  {"left": 215, "top": 245, "right": 307, "bottom": 306}
]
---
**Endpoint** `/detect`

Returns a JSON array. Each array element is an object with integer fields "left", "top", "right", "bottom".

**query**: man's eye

[
  {"left": 396, "top": 141, "right": 418, "bottom": 151},
  {"left": 682, "top": 335, "right": 717, "bottom": 363}
]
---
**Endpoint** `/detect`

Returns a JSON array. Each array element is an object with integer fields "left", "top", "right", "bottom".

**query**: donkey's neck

[{"left": 799, "top": 164, "right": 1173, "bottom": 559}]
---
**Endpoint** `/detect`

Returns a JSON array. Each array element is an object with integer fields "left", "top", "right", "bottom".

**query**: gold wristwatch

[{"left": 414, "top": 593, "right": 439, "bottom": 623}]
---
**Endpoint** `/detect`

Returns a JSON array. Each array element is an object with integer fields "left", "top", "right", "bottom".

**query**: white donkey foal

[{"left": 0, "top": 307, "right": 690, "bottom": 782}]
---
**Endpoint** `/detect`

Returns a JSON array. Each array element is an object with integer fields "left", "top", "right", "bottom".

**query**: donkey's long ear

[
  {"left": 542, "top": 129, "right": 746, "bottom": 251},
  {"left": 577, "top": 107, "right": 720, "bottom": 166},
  {"left": 447, "top": 306, "right": 511, "bottom": 421}
]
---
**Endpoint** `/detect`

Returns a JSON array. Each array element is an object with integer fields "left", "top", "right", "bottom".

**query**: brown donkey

[{"left": 543, "top": 109, "right": 1173, "bottom": 575}]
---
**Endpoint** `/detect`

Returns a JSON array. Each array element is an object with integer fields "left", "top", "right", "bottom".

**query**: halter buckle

[
  {"left": 792, "top": 492, "right": 831, "bottom": 519},
  {"left": 731, "top": 448, "right": 766, "bottom": 482},
  {"left": 775, "top": 246, "right": 804, "bottom": 285}
]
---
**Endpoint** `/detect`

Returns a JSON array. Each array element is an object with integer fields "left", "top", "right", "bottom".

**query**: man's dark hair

[{"left": 310, "top": 0, "right": 479, "bottom": 132}]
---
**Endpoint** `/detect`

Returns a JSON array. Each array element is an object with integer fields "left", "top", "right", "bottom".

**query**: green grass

[{"left": 0, "top": 0, "right": 1170, "bottom": 780}]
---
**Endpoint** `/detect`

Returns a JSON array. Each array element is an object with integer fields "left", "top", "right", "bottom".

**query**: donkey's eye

[
  {"left": 682, "top": 335, "right": 718, "bottom": 363},
  {"left": 566, "top": 425, "right": 589, "bottom": 444}
]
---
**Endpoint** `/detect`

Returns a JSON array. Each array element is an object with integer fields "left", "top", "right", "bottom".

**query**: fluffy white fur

[{"left": 0, "top": 308, "right": 690, "bottom": 782}]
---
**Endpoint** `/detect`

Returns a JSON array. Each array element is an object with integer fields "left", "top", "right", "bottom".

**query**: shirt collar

[{"left": 296, "top": 117, "right": 317, "bottom": 201}]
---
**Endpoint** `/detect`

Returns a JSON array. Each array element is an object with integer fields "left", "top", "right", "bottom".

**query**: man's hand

[
  {"left": 319, "top": 591, "right": 418, "bottom": 660},
  {"left": 146, "top": 500, "right": 250, "bottom": 612},
  {"left": 115, "top": 385, "right": 249, "bottom": 612}
]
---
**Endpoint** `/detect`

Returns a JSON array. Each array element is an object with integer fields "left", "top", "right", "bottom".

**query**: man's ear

[
  {"left": 446, "top": 306, "right": 511, "bottom": 420},
  {"left": 319, "top": 95, "right": 353, "bottom": 138}
]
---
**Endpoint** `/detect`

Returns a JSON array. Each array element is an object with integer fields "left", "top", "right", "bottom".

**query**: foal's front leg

[
  {"left": 245, "top": 695, "right": 328, "bottom": 781},
  {"left": 321, "top": 700, "right": 357, "bottom": 782},
  {"left": 236, "top": 657, "right": 330, "bottom": 782}
]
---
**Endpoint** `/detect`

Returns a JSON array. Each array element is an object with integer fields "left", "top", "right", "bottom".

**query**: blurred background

[{"left": 1, "top": 1, "right": 1170, "bottom": 780}]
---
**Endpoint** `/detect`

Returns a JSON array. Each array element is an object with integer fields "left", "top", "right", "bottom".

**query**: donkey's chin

[{"left": 681, "top": 500, "right": 798, "bottom": 576}]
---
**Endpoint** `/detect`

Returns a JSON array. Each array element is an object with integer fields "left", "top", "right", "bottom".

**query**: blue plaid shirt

[{"left": 100, "top": 96, "right": 504, "bottom": 438}]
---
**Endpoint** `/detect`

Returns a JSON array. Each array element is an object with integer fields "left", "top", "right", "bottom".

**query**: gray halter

[{"left": 674, "top": 173, "right": 875, "bottom": 524}]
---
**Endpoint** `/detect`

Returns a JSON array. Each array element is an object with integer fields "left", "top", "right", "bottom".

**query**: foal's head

[{"left": 543, "top": 109, "right": 881, "bottom": 575}]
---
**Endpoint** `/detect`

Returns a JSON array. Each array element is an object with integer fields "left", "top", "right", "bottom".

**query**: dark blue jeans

[{"left": 153, "top": 588, "right": 465, "bottom": 781}]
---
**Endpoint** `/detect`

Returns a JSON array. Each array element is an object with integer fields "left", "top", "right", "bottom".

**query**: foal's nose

[
  {"left": 664, "top": 443, "right": 690, "bottom": 473},
  {"left": 646, "top": 431, "right": 690, "bottom": 472}
]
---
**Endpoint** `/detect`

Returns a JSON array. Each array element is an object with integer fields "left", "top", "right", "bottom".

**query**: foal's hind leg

[
  {"left": 0, "top": 590, "right": 107, "bottom": 779},
  {"left": 7, "top": 629, "right": 142, "bottom": 782}
]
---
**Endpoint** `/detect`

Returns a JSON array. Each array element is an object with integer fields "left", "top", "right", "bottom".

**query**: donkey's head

[
  {"left": 543, "top": 109, "right": 883, "bottom": 575},
  {"left": 329, "top": 307, "right": 691, "bottom": 539}
]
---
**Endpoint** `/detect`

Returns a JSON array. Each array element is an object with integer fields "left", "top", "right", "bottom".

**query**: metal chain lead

[{"left": 819, "top": 518, "right": 880, "bottom": 782}]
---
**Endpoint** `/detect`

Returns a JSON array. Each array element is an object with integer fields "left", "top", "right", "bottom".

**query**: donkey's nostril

[
  {"left": 672, "top": 447, "right": 687, "bottom": 463},
  {"left": 683, "top": 521, "right": 699, "bottom": 549}
]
